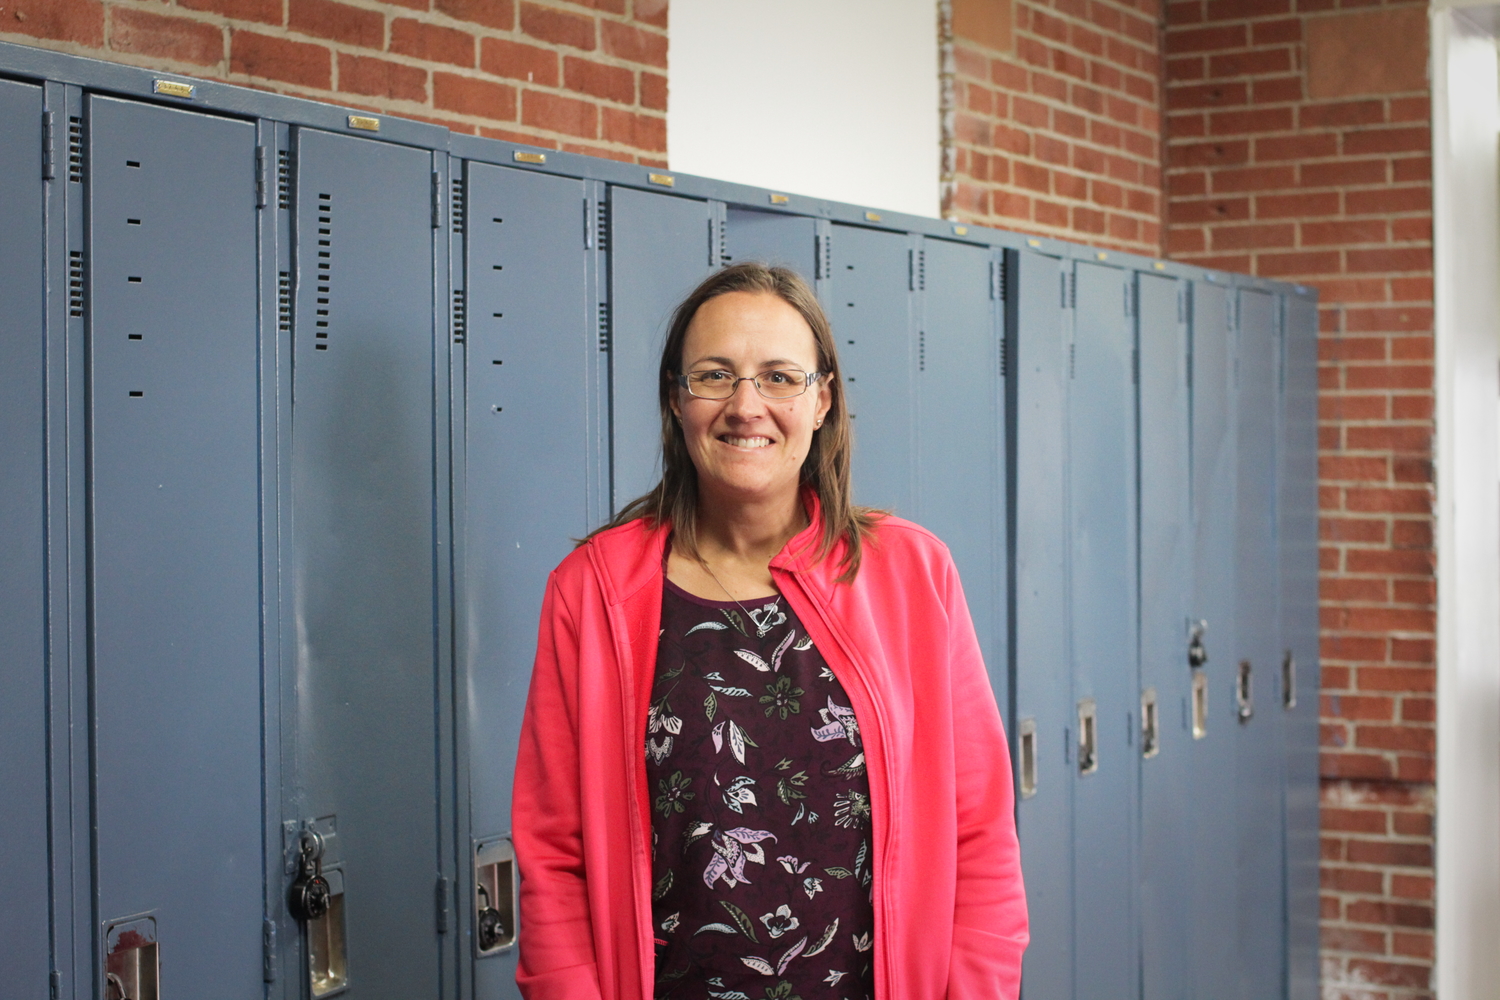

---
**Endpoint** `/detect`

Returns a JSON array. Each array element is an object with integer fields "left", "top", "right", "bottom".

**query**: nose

[{"left": 721, "top": 376, "right": 767, "bottom": 415}]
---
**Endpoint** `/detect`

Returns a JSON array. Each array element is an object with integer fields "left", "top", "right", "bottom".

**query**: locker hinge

[
  {"left": 66, "top": 115, "right": 83, "bottom": 183},
  {"left": 452, "top": 288, "right": 466, "bottom": 345},
  {"left": 42, "top": 111, "right": 55, "bottom": 180},
  {"left": 277, "top": 148, "right": 292, "bottom": 210},
  {"left": 255, "top": 145, "right": 268, "bottom": 208},
  {"left": 597, "top": 301, "right": 611, "bottom": 353},
  {"left": 908, "top": 248, "right": 925, "bottom": 291},
  {"left": 815, "top": 233, "right": 831, "bottom": 280},
  {"left": 436, "top": 876, "right": 453, "bottom": 934},
  {"left": 49, "top": 970, "right": 60, "bottom": 1000},
  {"left": 431, "top": 171, "right": 444, "bottom": 229},
  {"left": 262, "top": 919, "right": 277, "bottom": 982},
  {"left": 990, "top": 257, "right": 1005, "bottom": 301},
  {"left": 68, "top": 250, "right": 85, "bottom": 317}
]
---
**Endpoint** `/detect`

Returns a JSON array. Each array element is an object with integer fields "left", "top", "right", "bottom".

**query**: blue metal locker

[
  {"left": 0, "top": 76, "right": 53, "bottom": 998},
  {"left": 287, "top": 126, "right": 453, "bottom": 999},
  {"left": 459, "top": 159, "right": 607, "bottom": 998},
  {"left": 1233, "top": 288, "right": 1285, "bottom": 1000},
  {"left": 826, "top": 224, "right": 915, "bottom": 513},
  {"left": 1135, "top": 271, "right": 1192, "bottom": 1000},
  {"left": 1281, "top": 290, "right": 1321, "bottom": 1000},
  {"left": 724, "top": 206, "right": 818, "bottom": 282},
  {"left": 86, "top": 95, "right": 265, "bottom": 998},
  {"left": 1068, "top": 261, "right": 1139, "bottom": 1000},
  {"left": 1187, "top": 278, "right": 1241, "bottom": 998},
  {"left": 916, "top": 238, "right": 1008, "bottom": 709},
  {"left": 1010, "top": 249, "right": 1074, "bottom": 1000},
  {"left": 607, "top": 185, "right": 713, "bottom": 509}
]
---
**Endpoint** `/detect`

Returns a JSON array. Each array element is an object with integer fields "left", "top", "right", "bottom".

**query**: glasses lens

[{"left": 756, "top": 370, "right": 810, "bottom": 398}]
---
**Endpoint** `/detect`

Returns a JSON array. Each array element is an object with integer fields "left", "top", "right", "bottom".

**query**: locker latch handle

[
  {"left": 1237, "top": 660, "right": 1254, "bottom": 723},
  {"left": 1018, "top": 718, "right": 1038, "bottom": 799},
  {"left": 1077, "top": 699, "right": 1098, "bottom": 775},
  {"left": 1140, "top": 688, "right": 1160, "bottom": 759},
  {"left": 1187, "top": 619, "right": 1208, "bottom": 668}
]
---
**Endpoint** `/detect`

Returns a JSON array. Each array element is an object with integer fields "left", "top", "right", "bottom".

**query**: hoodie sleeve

[
  {"left": 512, "top": 572, "right": 605, "bottom": 999},
  {"left": 941, "top": 555, "right": 1030, "bottom": 999}
]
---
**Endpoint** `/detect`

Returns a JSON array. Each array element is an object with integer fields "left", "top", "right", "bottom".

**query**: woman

[{"left": 512, "top": 263, "right": 1028, "bottom": 1000}]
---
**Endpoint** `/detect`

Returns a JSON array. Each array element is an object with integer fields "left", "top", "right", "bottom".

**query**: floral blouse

[{"left": 647, "top": 579, "right": 876, "bottom": 1000}]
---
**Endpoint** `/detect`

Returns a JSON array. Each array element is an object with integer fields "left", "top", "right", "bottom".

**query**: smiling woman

[{"left": 510, "top": 263, "right": 1030, "bottom": 1000}]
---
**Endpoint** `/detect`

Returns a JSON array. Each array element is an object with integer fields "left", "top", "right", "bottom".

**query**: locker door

[
  {"left": 87, "top": 95, "right": 264, "bottom": 997},
  {"left": 1069, "top": 261, "right": 1139, "bottom": 1000},
  {"left": 1281, "top": 291, "right": 1321, "bottom": 1000},
  {"left": 1234, "top": 288, "right": 1285, "bottom": 1000},
  {"left": 608, "top": 186, "right": 713, "bottom": 508},
  {"left": 1136, "top": 272, "right": 1192, "bottom": 1000},
  {"left": 917, "top": 238, "right": 1007, "bottom": 707},
  {"left": 1010, "top": 250, "right": 1073, "bottom": 1000},
  {"left": 1188, "top": 279, "right": 1240, "bottom": 998},
  {"left": 461, "top": 161, "right": 604, "bottom": 998},
  {"left": 288, "top": 127, "right": 449, "bottom": 999},
  {"left": 0, "top": 77, "right": 52, "bottom": 996},
  {"left": 826, "top": 224, "right": 915, "bottom": 513},
  {"left": 724, "top": 206, "right": 818, "bottom": 282}
]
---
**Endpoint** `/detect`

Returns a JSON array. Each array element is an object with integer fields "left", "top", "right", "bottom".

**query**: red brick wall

[
  {"left": 0, "top": 0, "right": 668, "bottom": 164},
  {"left": 1163, "top": 1, "right": 1435, "bottom": 996},
  {"left": 947, "top": 0, "right": 1166, "bottom": 255}
]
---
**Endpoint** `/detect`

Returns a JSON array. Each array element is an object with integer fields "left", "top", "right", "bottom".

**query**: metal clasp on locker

[
  {"left": 1282, "top": 650, "right": 1297, "bottom": 709},
  {"left": 288, "top": 819, "right": 348, "bottom": 997},
  {"left": 1237, "top": 660, "right": 1254, "bottom": 723},
  {"left": 1076, "top": 699, "right": 1099, "bottom": 776},
  {"left": 1140, "top": 688, "right": 1160, "bottom": 759},
  {"left": 1017, "top": 718, "right": 1038, "bottom": 799},
  {"left": 104, "top": 916, "right": 159, "bottom": 1000},
  {"left": 1187, "top": 619, "right": 1208, "bottom": 668},
  {"left": 474, "top": 837, "right": 517, "bottom": 956}
]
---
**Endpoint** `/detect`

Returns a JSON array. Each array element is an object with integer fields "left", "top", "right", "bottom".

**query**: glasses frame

[{"left": 674, "top": 368, "right": 826, "bottom": 401}]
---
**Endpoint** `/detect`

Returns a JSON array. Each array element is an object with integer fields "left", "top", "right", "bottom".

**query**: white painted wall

[
  {"left": 1430, "top": 4, "right": 1500, "bottom": 997},
  {"left": 667, "top": 0, "right": 941, "bottom": 219}
]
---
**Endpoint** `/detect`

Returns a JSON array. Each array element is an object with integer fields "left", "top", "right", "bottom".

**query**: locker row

[{"left": 0, "top": 41, "right": 1317, "bottom": 1000}]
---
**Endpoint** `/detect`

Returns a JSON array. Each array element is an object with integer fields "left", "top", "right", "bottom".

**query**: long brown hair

[{"left": 590, "top": 261, "right": 881, "bottom": 581}]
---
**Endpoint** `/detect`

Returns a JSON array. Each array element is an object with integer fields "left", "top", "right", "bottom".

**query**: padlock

[
  {"left": 476, "top": 883, "right": 504, "bottom": 951},
  {"left": 105, "top": 973, "right": 132, "bottom": 1000},
  {"left": 289, "top": 831, "right": 331, "bottom": 922}
]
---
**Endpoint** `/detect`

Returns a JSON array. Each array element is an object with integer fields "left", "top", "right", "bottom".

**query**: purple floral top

[{"left": 647, "top": 579, "right": 875, "bottom": 1000}]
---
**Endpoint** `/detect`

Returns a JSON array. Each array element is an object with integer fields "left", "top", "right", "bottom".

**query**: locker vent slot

[
  {"left": 278, "top": 272, "right": 292, "bottom": 334},
  {"left": 451, "top": 289, "right": 466, "bottom": 345},
  {"left": 990, "top": 257, "right": 1005, "bottom": 300},
  {"left": 597, "top": 302, "right": 610, "bottom": 353},
  {"left": 451, "top": 177, "right": 465, "bottom": 234},
  {"left": 908, "top": 249, "right": 926, "bottom": 291},
  {"left": 918, "top": 330, "right": 926, "bottom": 372},
  {"left": 67, "top": 116, "right": 83, "bottom": 183},
  {"left": 816, "top": 233, "right": 831, "bottom": 280},
  {"left": 277, "top": 150, "right": 291, "bottom": 210},
  {"left": 68, "top": 251, "right": 85, "bottom": 317},
  {"left": 596, "top": 200, "right": 609, "bottom": 252},
  {"left": 314, "top": 193, "right": 332, "bottom": 350},
  {"left": 999, "top": 335, "right": 1008, "bottom": 379}
]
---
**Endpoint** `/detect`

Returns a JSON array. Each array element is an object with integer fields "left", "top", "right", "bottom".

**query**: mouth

[{"left": 719, "top": 434, "right": 774, "bottom": 449}]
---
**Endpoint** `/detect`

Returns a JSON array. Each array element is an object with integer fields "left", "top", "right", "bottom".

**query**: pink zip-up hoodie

[{"left": 512, "top": 501, "right": 1028, "bottom": 999}]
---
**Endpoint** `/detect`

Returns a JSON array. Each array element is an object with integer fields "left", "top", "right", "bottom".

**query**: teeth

[{"left": 723, "top": 436, "right": 772, "bottom": 448}]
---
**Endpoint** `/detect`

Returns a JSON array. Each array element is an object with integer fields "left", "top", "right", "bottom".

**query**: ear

[
  {"left": 813, "top": 377, "right": 833, "bottom": 427},
  {"left": 669, "top": 380, "right": 684, "bottom": 423}
]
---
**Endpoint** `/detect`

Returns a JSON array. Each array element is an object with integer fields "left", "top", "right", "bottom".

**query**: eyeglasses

[{"left": 676, "top": 368, "right": 825, "bottom": 400}]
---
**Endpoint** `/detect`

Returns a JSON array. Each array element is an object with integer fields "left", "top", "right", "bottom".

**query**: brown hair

[{"left": 590, "top": 261, "right": 881, "bottom": 581}]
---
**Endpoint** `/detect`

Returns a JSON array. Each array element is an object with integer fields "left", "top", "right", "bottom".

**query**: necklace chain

[{"left": 701, "top": 558, "right": 778, "bottom": 636}]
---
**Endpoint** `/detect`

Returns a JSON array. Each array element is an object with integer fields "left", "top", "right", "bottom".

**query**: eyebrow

[{"left": 687, "top": 356, "right": 802, "bottom": 370}]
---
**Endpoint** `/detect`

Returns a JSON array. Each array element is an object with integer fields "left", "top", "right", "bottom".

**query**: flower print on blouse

[{"left": 648, "top": 579, "right": 875, "bottom": 1000}]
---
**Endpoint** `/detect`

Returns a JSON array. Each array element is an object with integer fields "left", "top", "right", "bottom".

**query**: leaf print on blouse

[
  {"left": 775, "top": 770, "right": 809, "bottom": 805},
  {"left": 852, "top": 931, "right": 872, "bottom": 953},
  {"left": 833, "top": 790, "right": 871, "bottom": 829},
  {"left": 762, "top": 979, "right": 802, "bottom": 1000},
  {"left": 793, "top": 634, "right": 814, "bottom": 652},
  {"left": 826, "top": 752, "right": 866, "bottom": 778},
  {"left": 736, "top": 630, "right": 797, "bottom": 675},
  {"left": 647, "top": 697, "right": 683, "bottom": 736},
  {"left": 702, "top": 827, "right": 776, "bottom": 889},
  {"left": 810, "top": 696, "right": 860, "bottom": 746},
  {"left": 740, "top": 935, "right": 807, "bottom": 978},
  {"left": 759, "top": 904, "right": 800, "bottom": 939},
  {"left": 723, "top": 775, "right": 759, "bottom": 813},
  {"left": 760, "top": 676, "right": 804, "bottom": 720},
  {"left": 804, "top": 918, "right": 839, "bottom": 957},
  {"left": 654, "top": 770, "right": 694, "bottom": 817},
  {"left": 687, "top": 620, "right": 730, "bottom": 634}
]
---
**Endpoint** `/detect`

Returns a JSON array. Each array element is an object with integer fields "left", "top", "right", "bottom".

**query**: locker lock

[
  {"left": 289, "top": 830, "right": 331, "bottom": 922},
  {"left": 476, "top": 883, "right": 505, "bottom": 951},
  {"left": 1187, "top": 620, "right": 1208, "bottom": 668}
]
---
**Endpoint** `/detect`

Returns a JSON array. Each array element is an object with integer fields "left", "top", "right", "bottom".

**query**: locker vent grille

[
  {"left": 597, "top": 302, "right": 610, "bottom": 353},
  {"left": 314, "top": 193, "right": 331, "bottom": 350},
  {"left": 277, "top": 150, "right": 291, "bottom": 210},
  {"left": 919, "top": 330, "right": 926, "bottom": 372},
  {"left": 67, "top": 116, "right": 83, "bottom": 183},
  {"left": 452, "top": 289, "right": 466, "bottom": 344},
  {"left": 999, "top": 335, "right": 1008, "bottom": 379},
  {"left": 451, "top": 178, "right": 465, "bottom": 234},
  {"left": 68, "top": 251, "right": 84, "bottom": 317},
  {"left": 816, "top": 234, "right": 830, "bottom": 281},
  {"left": 596, "top": 201, "right": 609, "bottom": 252},
  {"left": 278, "top": 273, "right": 292, "bottom": 334}
]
